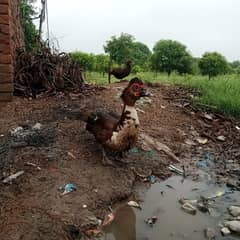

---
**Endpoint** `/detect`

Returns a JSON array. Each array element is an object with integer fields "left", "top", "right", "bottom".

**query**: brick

[
  {"left": 0, "top": 4, "right": 8, "bottom": 14},
  {"left": 0, "top": 72, "right": 12, "bottom": 83},
  {"left": 0, "top": 82, "right": 13, "bottom": 92},
  {"left": 0, "top": 54, "right": 11, "bottom": 64},
  {"left": 0, "top": 92, "right": 13, "bottom": 101},
  {"left": 0, "top": 44, "right": 10, "bottom": 54},
  {"left": 0, "top": 15, "right": 9, "bottom": 24},
  {"left": 0, "top": 23, "right": 9, "bottom": 34},
  {"left": 0, "top": 64, "right": 13, "bottom": 73},
  {"left": 0, "top": 0, "right": 9, "bottom": 5}
]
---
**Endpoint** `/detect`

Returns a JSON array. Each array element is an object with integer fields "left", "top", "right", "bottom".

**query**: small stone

[
  {"left": 205, "top": 227, "right": 215, "bottom": 239},
  {"left": 225, "top": 221, "right": 240, "bottom": 233},
  {"left": 217, "top": 135, "right": 226, "bottom": 141},
  {"left": 221, "top": 227, "right": 231, "bottom": 236},
  {"left": 228, "top": 206, "right": 240, "bottom": 217},
  {"left": 32, "top": 123, "right": 42, "bottom": 130}
]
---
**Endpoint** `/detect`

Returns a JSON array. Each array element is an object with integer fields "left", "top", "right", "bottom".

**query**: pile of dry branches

[{"left": 14, "top": 47, "right": 84, "bottom": 98}]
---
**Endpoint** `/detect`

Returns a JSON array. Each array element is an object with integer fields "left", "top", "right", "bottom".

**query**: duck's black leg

[{"left": 102, "top": 148, "right": 115, "bottom": 167}]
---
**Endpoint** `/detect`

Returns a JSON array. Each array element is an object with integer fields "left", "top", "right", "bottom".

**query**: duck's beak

[{"left": 140, "top": 88, "right": 151, "bottom": 97}]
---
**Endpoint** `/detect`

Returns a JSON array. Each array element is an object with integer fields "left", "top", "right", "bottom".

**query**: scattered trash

[
  {"left": 236, "top": 126, "right": 240, "bottom": 131},
  {"left": 216, "top": 135, "right": 226, "bottom": 142},
  {"left": 228, "top": 206, "right": 240, "bottom": 217},
  {"left": 144, "top": 216, "right": 158, "bottom": 227},
  {"left": 196, "top": 153, "right": 214, "bottom": 169},
  {"left": 102, "top": 213, "right": 114, "bottom": 226},
  {"left": 127, "top": 201, "right": 141, "bottom": 209},
  {"left": 160, "top": 105, "right": 166, "bottom": 109},
  {"left": 10, "top": 126, "right": 24, "bottom": 136},
  {"left": 67, "top": 151, "right": 76, "bottom": 159},
  {"left": 196, "top": 160, "right": 208, "bottom": 168},
  {"left": 205, "top": 227, "right": 215, "bottom": 240},
  {"left": 168, "top": 164, "right": 184, "bottom": 175},
  {"left": 82, "top": 204, "right": 87, "bottom": 209},
  {"left": 0, "top": 134, "right": 4, "bottom": 137},
  {"left": 32, "top": 123, "right": 42, "bottom": 130},
  {"left": 150, "top": 175, "right": 155, "bottom": 184},
  {"left": 224, "top": 221, "right": 240, "bottom": 233},
  {"left": 207, "top": 189, "right": 233, "bottom": 200},
  {"left": 179, "top": 198, "right": 198, "bottom": 205},
  {"left": 181, "top": 202, "right": 197, "bottom": 215},
  {"left": 221, "top": 227, "right": 231, "bottom": 236},
  {"left": 93, "top": 188, "right": 98, "bottom": 193},
  {"left": 25, "top": 162, "right": 41, "bottom": 170},
  {"left": 196, "top": 137, "right": 208, "bottom": 145},
  {"left": 58, "top": 183, "right": 76, "bottom": 196},
  {"left": 3, "top": 170, "right": 25, "bottom": 183}
]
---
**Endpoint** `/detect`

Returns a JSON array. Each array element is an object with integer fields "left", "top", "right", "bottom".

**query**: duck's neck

[{"left": 118, "top": 104, "right": 139, "bottom": 128}]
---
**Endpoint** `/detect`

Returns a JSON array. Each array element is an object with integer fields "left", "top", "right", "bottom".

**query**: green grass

[{"left": 85, "top": 72, "right": 240, "bottom": 118}]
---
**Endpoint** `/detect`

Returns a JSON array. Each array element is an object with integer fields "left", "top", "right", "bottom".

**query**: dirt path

[{"left": 0, "top": 82, "right": 239, "bottom": 240}]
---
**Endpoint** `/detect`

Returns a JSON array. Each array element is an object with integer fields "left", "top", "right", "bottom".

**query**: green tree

[
  {"left": 132, "top": 42, "right": 151, "bottom": 68},
  {"left": 199, "top": 52, "right": 229, "bottom": 79},
  {"left": 70, "top": 52, "right": 95, "bottom": 72},
  {"left": 20, "top": 0, "right": 38, "bottom": 51},
  {"left": 104, "top": 33, "right": 135, "bottom": 64},
  {"left": 151, "top": 40, "right": 193, "bottom": 76},
  {"left": 94, "top": 54, "right": 110, "bottom": 76}
]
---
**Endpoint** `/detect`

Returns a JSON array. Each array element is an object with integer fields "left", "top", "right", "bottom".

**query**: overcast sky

[{"left": 39, "top": 0, "right": 239, "bottom": 61}]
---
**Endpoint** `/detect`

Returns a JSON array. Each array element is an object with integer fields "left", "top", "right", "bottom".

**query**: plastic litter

[
  {"left": 150, "top": 175, "right": 155, "bottom": 184},
  {"left": 181, "top": 202, "right": 197, "bottom": 215},
  {"left": 59, "top": 183, "right": 76, "bottom": 196},
  {"left": 168, "top": 164, "right": 183, "bottom": 175},
  {"left": 3, "top": 170, "right": 25, "bottom": 183},
  {"left": 144, "top": 216, "right": 158, "bottom": 227},
  {"left": 127, "top": 201, "right": 141, "bottom": 209}
]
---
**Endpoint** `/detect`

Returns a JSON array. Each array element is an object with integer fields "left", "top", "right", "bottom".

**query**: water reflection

[{"left": 103, "top": 206, "right": 136, "bottom": 240}]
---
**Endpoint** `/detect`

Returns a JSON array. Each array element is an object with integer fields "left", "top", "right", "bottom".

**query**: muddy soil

[{"left": 0, "top": 82, "right": 239, "bottom": 240}]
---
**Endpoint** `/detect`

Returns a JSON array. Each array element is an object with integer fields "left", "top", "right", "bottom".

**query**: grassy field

[{"left": 86, "top": 72, "right": 240, "bottom": 118}]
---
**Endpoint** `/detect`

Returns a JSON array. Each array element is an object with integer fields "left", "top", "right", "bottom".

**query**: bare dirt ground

[{"left": 0, "top": 82, "right": 239, "bottom": 240}]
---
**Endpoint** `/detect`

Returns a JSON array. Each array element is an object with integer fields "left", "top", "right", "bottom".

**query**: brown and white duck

[{"left": 85, "top": 77, "right": 149, "bottom": 164}]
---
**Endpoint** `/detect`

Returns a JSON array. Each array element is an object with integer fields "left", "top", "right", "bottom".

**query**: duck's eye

[{"left": 133, "top": 85, "right": 139, "bottom": 91}]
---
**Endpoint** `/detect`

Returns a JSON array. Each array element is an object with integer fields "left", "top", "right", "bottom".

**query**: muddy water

[{"left": 103, "top": 175, "right": 240, "bottom": 240}]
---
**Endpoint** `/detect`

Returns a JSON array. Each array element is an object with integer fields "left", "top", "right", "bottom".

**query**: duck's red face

[
  {"left": 121, "top": 78, "right": 149, "bottom": 105},
  {"left": 128, "top": 78, "right": 149, "bottom": 98}
]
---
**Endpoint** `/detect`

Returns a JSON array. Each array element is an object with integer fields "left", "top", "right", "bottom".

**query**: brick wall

[{"left": 0, "top": 0, "right": 23, "bottom": 101}]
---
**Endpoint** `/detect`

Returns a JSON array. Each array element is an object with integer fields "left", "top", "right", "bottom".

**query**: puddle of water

[{"left": 102, "top": 175, "right": 240, "bottom": 240}]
